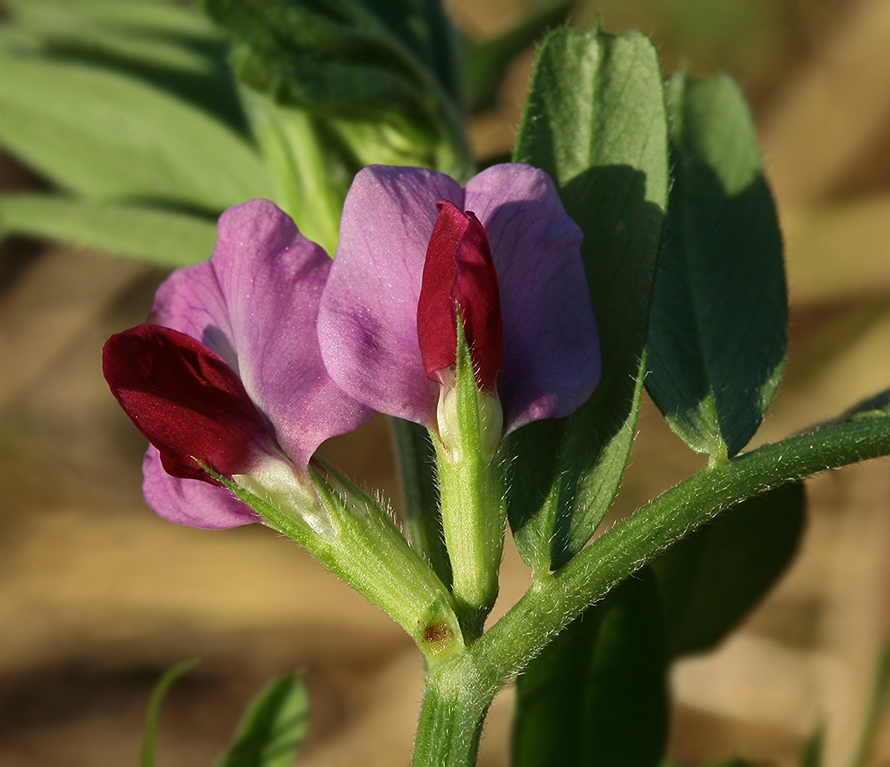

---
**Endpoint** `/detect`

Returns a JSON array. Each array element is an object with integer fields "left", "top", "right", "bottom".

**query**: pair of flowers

[{"left": 103, "top": 163, "right": 600, "bottom": 529}]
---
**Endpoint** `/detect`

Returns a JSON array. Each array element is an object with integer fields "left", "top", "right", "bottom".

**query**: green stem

[
  {"left": 469, "top": 414, "right": 890, "bottom": 689},
  {"left": 409, "top": 415, "right": 890, "bottom": 766},
  {"left": 413, "top": 655, "right": 490, "bottom": 767}
]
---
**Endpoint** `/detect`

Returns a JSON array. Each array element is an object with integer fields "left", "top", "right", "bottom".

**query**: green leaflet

[
  {"left": 216, "top": 673, "right": 311, "bottom": 767},
  {"left": 202, "top": 0, "right": 471, "bottom": 179},
  {"left": 6, "top": 0, "right": 219, "bottom": 39},
  {"left": 646, "top": 73, "right": 787, "bottom": 457},
  {"left": 2, "top": 0, "right": 245, "bottom": 134},
  {"left": 141, "top": 658, "right": 199, "bottom": 767},
  {"left": 513, "top": 570, "right": 668, "bottom": 767},
  {"left": 509, "top": 27, "right": 669, "bottom": 571},
  {"left": 653, "top": 481, "right": 805, "bottom": 657},
  {"left": 0, "top": 53, "right": 270, "bottom": 211},
  {"left": 0, "top": 194, "right": 218, "bottom": 267}
]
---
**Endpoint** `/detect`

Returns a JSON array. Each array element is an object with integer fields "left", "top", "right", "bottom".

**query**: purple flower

[
  {"left": 104, "top": 164, "right": 599, "bottom": 529},
  {"left": 318, "top": 163, "right": 601, "bottom": 438},
  {"left": 103, "top": 200, "right": 372, "bottom": 529}
]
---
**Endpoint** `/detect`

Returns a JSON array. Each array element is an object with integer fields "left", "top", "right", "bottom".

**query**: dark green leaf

[
  {"left": 0, "top": 193, "right": 218, "bottom": 267},
  {"left": 799, "top": 724, "right": 824, "bottom": 767},
  {"left": 142, "top": 658, "right": 199, "bottom": 767},
  {"left": 0, "top": 53, "right": 270, "bottom": 211},
  {"left": 217, "top": 673, "right": 311, "bottom": 767},
  {"left": 514, "top": 569, "right": 668, "bottom": 767},
  {"left": 653, "top": 482, "right": 805, "bottom": 657},
  {"left": 508, "top": 27, "right": 669, "bottom": 571},
  {"left": 646, "top": 73, "right": 786, "bottom": 458},
  {"left": 463, "top": 0, "right": 575, "bottom": 113}
]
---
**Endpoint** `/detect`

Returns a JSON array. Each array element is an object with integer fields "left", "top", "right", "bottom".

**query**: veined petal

[
  {"left": 151, "top": 199, "right": 372, "bottom": 467},
  {"left": 319, "top": 164, "right": 600, "bottom": 435},
  {"left": 466, "top": 164, "right": 601, "bottom": 430},
  {"left": 103, "top": 325, "right": 272, "bottom": 481},
  {"left": 143, "top": 446, "right": 260, "bottom": 529},
  {"left": 319, "top": 166, "right": 464, "bottom": 428}
]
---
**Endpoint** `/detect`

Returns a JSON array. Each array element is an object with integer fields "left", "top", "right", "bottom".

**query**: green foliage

[
  {"left": 0, "top": 194, "right": 217, "bottom": 266},
  {"left": 508, "top": 26, "right": 669, "bottom": 571},
  {"left": 0, "top": 0, "right": 259, "bottom": 262},
  {"left": 3, "top": 0, "right": 245, "bottom": 132},
  {"left": 141, "top": 658, "right": 199, "bottom": 767},
  {"left": 0, "top": 53, "right": 269, "bottom": 211},
  {"left": 513, "top": 570, "right": 668, "bottom": 767},
  {"left": 799, "top": 725, "right": 825, "bottom": 767},
  {"left": 217, "top": 673, "right": 311, "bottom": 767},
  {"left": 646, "top": 73, "right": 786, "bottom": 457},
  {"left": 202, "top": 0, "right": 471, "bottom": 179},
  {"left": 653, "top": 482, "right": 805, "bottom": 657}
]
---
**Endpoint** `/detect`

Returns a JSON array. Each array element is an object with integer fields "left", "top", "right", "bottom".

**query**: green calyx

[
  {"left": 210, "top": 462, "right": 464, "bottom": 663},
  {"left": 432, "top": 324, "right": 507, "bottom": 640}
]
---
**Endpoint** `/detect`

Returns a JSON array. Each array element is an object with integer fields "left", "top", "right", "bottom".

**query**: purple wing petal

[
  {"left": 152, "top": 199, "right": 372, "bottom": 466},
  {"left": 142, "top": 446, "right": 260, "bottom": 529},
  {"left": 318, "top": 166, "right": 464, "bottom": 427},
  {"left": 466, "top": 164, "right": 601, "bottom": 432}
]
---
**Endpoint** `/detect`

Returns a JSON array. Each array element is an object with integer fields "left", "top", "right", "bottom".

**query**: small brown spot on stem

[{"left": 423, "top": 622, "right": 454, "bottom": 651}]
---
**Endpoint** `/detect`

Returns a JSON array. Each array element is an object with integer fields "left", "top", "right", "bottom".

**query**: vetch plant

[{"left": 2, "top": 1, "right": 890, "bottom": 765}]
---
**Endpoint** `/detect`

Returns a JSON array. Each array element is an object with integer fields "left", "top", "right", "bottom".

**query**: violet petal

[
  {"left": 320, "top": 164, "right": 600, "bottom": 434},
  {"left": 319, "top": 166, "right": 464, "bottom": 428},
  {"left": 465, "top": 164, "right": 601, "bottom": 430},
  {"left": 142, "top": 446, "right": 260, "bottom": 528},
  {"left": 152, "top": 199, "right": 372, "bottom": 467}
]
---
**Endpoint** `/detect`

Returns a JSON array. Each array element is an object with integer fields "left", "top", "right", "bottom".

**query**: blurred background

[{"left": 2, "top": 0, "right": 890, "bottom": 764}]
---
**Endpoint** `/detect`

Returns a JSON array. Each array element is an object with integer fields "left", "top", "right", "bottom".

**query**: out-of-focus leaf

[
  {"left": 0, "top": 194, "right": 217, "bottom": 267},
  {"left": 141, "top": 658, "right": 199, "bottom": 767},
  {"left": 653, "top": 482, "right": 805, "bottom": 657},
  {"left": 646, "top": 73, "right": 786, "bottom": 458},
  {"left": 202, "top": 0, "right": 471, "bottom": 179},
  {"left": 799, "top": 724, "right": 824, "bottom": 767},
  {"left": 508, "top": 27, "right": 669, "bottom": 571},
  {"left": 464, "top": 0, "right": 575, "bottom": 113},
  {"left": 6, "top": 0, "right": 219, "bottom": 39},
  {"left": 0, "top": 54, "right": 270, "bottom": 211},
  {"left": 513, "top": 569, "right": 668, "bottom": 767},
  {"left": 3, "top": 0, "right": 245, "bottom": 129},
  {"left": 847, "top": 638, "right": 890, "bottom": 767},
  {"left": 217, "top": 673, "right": 310, "bottom": 767}
]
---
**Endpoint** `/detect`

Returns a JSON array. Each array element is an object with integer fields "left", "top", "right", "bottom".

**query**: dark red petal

[
  {"left": 416, "top": 200, "right": 504, "bottom": 390},
  {"left": 103, "top": 325, "right": 271, "bottom": 482}
]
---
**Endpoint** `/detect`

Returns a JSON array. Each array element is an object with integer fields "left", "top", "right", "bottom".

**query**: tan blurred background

[{"left": 2, "top": 0, "right": 890, "bottom": 764}]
